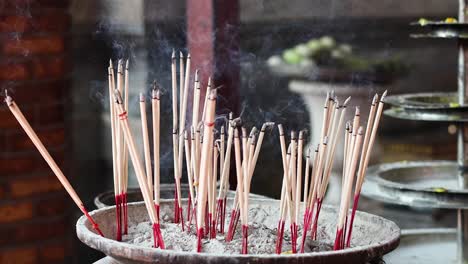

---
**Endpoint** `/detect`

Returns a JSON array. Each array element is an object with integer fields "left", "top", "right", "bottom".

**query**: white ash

[{"left": 122, "top": 205, "right": 331, "bottom": 255}]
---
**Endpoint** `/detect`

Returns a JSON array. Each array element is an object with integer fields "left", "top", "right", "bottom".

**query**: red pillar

[{"left": 186, "top": 0, "right": 240, "bottom": 116}]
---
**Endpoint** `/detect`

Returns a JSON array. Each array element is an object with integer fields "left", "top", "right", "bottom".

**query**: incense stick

[{"left": 4, "top": 93, "right": 104, "bottom": 237}]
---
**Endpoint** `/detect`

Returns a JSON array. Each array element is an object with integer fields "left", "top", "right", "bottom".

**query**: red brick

[
  {"left": 0, "top": 61, "right": 29, "bottom": 80},
  {"left": 39, "top": 240, "right": 67, "bottom": 262},
  {"left": 0, "top": 155, "right": 36, "bottom": 175},
  {"left": 7, "top": 126, "right": 65, "bottom": 152},
  {"left": 0, "top": 218, "right": 67, "bottom": 246},
  {"left": 0, "top": 15, "right": 28, "bottom": 33},
  {"left": 3, "top": 79, "right": 67, "bottom": 105},
  {"left": 35, "top": 194, "right": 68, "bottom": 217},
  {"left": 0, "top": 13, "right": 70, "bottom": 33},
  {"left": 0, "top": 201, "right": 33, "bottom": 223},
  {"left": 36, "top": 103, "right": 65, "bottom": 125},
  {"left": 2, "top": 35, "right": 65, "bottom": 56},
  {"left": 9, "top": 174, "right": 63, "bottom": 197},
  {"left": 32, "top": 56, "right": 68, "bottom": 79},
  {"left": 0, "top": 246, "right": 37, "bottom": 264},
  {"left": 0, "top": 150, "right": 64, "bottom": 175}
]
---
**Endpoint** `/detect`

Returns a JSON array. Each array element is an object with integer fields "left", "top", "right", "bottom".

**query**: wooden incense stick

[
  {"left": 151, "top": 85, "right": 161, "bottom": 219},
  {"left": 113, "top": 89, "right": 164, "bottom": 248},
  {"left": 196, "top": 89, "right": 217, "bottom": 252},
  {"left": 346, "top": 91, "right": 387, "bottom": 247},
  {"left": 4, "top": 93, "right": 104, "bottom": 237},
  {"left": 140, "top": 93, "right": 153, "bottom": 196}
]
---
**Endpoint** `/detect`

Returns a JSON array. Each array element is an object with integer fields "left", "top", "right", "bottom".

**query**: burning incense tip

[
  {"left": 126, "top": 59, "right": 129, "bottom": 69},
  {"left": 179, "top": 51, "right": 184, "bottom": 58},
  {"left": 4, "top": 92, "right": 13, "bottom": 106},
  {"left": 113, "top": 89, "right": 124, "bottom": 104},
  {"left": 277, "top": 124, "right": 285, "bottom": 135},
  {"left": 231, "top": 117, "right": 242, "bottom": 127},
  {"left": 187, "top": 53, "right": 191, "bottom": 59},
  {"left": 109, "top": 59, "right": 113, "bottom": 68},
  {"left": 261, "top": 122, "right": 275, "bottom": 131},
  {"left": 330, "top": 90, "right": 335, "bottom": 99},
  {"left": 358, "top": 126, "right": 364, "bottom": 135},
  {"left": 323, "top": 136, "right": 329, "bottom": 145},
  {"left": 172, "top": 49, "right": 176, "bottom": 58},
  {"left": 195, "top": 70, "right": 200, "bottom": 82},
  {"left": 290, "top": 131, "right": 296, "bottom": 140},
  {"left": 335, "top": 99, "right": 340, "bottom": 109},
  {"left": 355, "top": 107, "right": 360, "bottom": 116},
  {"left": 372, "top": 94, "right": 379, "bottom": 105},
  {"left": 381, "top": 90, "right": 388, "bottom": 101},
  {"left": 139, "top": 93, "right": 145, "bottom": 102},
  {"left": 343, "top": 96, "right": 351, "bottom": 107},
  {"left": 249, "top": 127, "right": 258, "bottom": 138},
  {"left": 209, "top": 88, "right": 217, "bottom": 99},
  {"left": 208, "top": 77, "right": 212, "bottom": 87},
  {"left": 315, "top": 144, "right": 319, "bottom": 152}
]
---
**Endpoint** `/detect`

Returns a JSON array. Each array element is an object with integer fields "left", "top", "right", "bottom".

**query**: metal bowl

[
  {"left": 361, "top": 160, "right": 468, "bottom": 209},
  {"left": 77, "top": 199, "right": 400, "bottom": 264},
  {"left": 410, "top": 22, "right": 468, "bottom": 39},
  {"left": 384, "top": 92, "right": 467, "bottom": 112}
]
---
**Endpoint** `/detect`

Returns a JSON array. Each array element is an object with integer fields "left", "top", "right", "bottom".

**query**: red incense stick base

[
  {"left": 346, "top": 193, "right": 360, "bottom": 248},
  {"left": 333, "top": 228, "right": 344, "bottom": 250},
  {"left": 152, "top": 223, "right": 165, "bottom": 249},
  {"left": 291, "top": 223, "right": 297, "bottom": 254},
  {"left": 114, "top": 195, "right": 122, "bottom": 241},
  {"left": 82, "top": 207, "right": 104, "bottom": 237},
  {"left": 241, "top": 225, "right": 248, "bottom": 254},
  {"left": 196, "top": 228, "right": 204, "bottom": 252},
  {"left": 275, "top": 220, "right": 285, "bottom": 254},
  {"left": 123, "top": 192, "right": 128, "bottom": 235}
]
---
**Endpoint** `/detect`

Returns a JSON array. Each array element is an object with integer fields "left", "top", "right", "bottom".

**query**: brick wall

[{"left": 0, "top": 1, "right": 71, "bottom": 263}]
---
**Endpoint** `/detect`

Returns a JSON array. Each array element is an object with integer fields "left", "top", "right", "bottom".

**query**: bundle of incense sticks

[
  {"left": 113, "top": 89, "right": 165, "bottom": 248},
  {"left": 108, "top": 60, "right": 130, "bottom": 240},
  {"left": 343, "top": 91, "right": 386, "bottom": 249},
  {"left": 170, "top": 50, "right": 191, "bottom": 228},
  {"left": 274, "top": 91, "right": 386, "bottom": 254},
  {"left": 275, "top": 127, "right": 307, "bottom": 254},
  {"left": 4, "top": 92, "right": 104, "bottom": 237},
  {"left": 224, "top": 122, "right": 274, "bottom": 251}
]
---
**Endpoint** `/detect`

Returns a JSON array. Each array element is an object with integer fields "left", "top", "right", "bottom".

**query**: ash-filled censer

[{"left": 3, "top": 49, "right": 399, "bottom": 263}]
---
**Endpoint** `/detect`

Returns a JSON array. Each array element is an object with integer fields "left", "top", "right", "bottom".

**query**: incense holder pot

[
  {"left": 77, "top": 199, "right": 400, "bottom": 264},
  {"left": 289, "top": 80, "right": 384, "bottom": 165}
]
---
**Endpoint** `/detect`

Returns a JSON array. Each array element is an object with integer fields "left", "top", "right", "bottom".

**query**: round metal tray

[
  {"left": 384, "top": 92, "right": 467, "bottom": 112},
  {"left": 384, "top": 107, "right": 468, "bottom": 122},
  {"left": 410, "top": 21, "right": 468, "bottom": 39},
  {"left": 77, "top": 199, "right": 400, "bottom": 264},
  {"left": 361, "top": 160, "right": 468, "bottom": 209},
  {"left": 384, "top": 228, "right": 457, "bottom": 264}
]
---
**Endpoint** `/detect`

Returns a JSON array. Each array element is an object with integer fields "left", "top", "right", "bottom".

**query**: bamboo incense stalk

[
  {"left": 192, "top": 70, "right": 200, "bottom": 128},
  {"left": 113, "top": 89, "right": 164, "bottom": 248},
  {"left": 108, "top": 65, "right": 118, "bottom": 205},
  {"left": 122, "top": 60, "right": 130, "bottom": 235},
  {"left": 140, "top": 93, "right": 153, "bottom": 197},
  {"left": 346, "top": 91, "right": 387, "bottom": 247},
  {"left": 152, "top": 85, "right": 161, "bottom": 217},
  {"left": 318, "top": 98, "right": 350, "bottom": 199},
  {"left": 334, "top": 127, "right": 363, "bottom": 250},
  {"left": 201, "top": 77, "right": 212, "bottom": 122},
  {"left": 196, "top": 89, "right": 217, "bottom": 252},
  {"left": 4, "top": 93, "right": 104, "bottom": 237},
  {"left": 232, "top": 128, "right": 247, "bottom": 250},
  {"left": 179, "top": 52, "right": 185, "bottom": 119}
]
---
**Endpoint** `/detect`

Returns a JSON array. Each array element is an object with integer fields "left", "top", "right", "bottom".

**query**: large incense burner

[{"left": 77, "top": 199, "right": 400, "bottom": 264}]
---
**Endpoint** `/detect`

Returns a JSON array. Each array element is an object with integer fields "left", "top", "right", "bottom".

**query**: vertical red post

[
  {"left": 186, "top": 0, "right": 240, "bottom": 116},
  {"left": 187, "top": 0, "right": 240, "bottom": 190}
]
